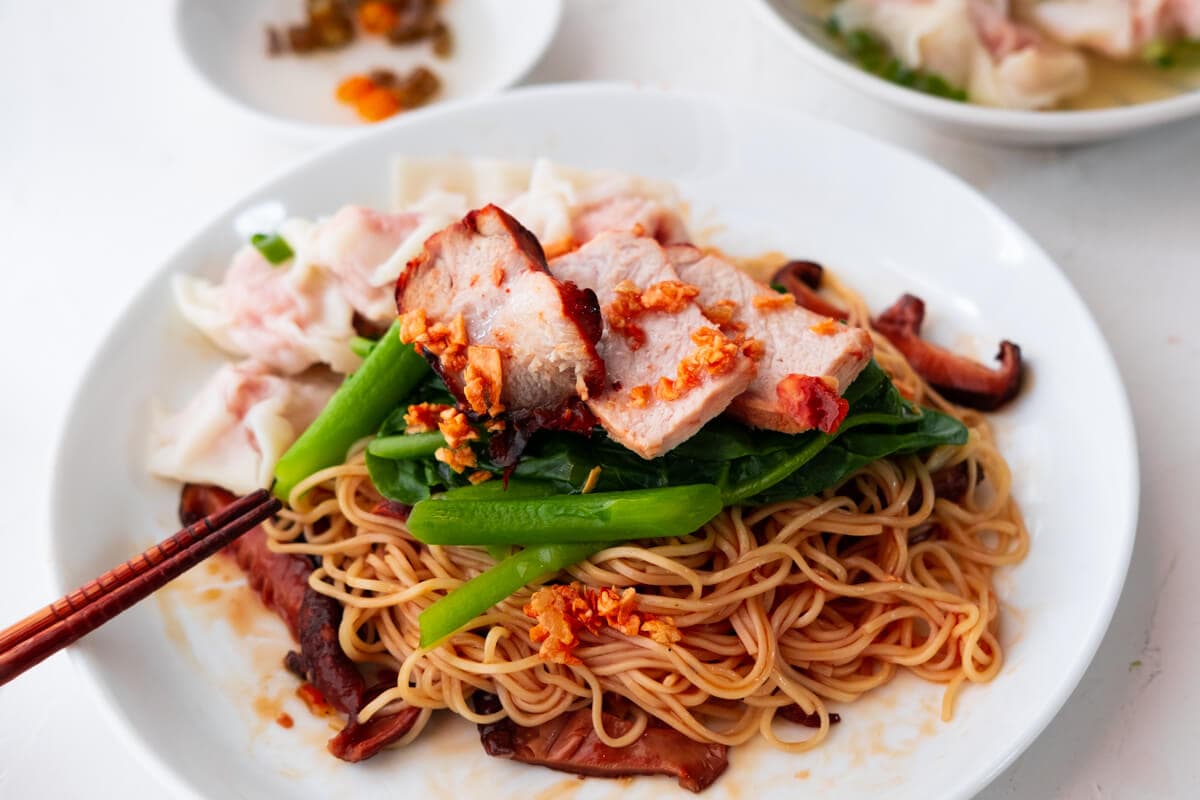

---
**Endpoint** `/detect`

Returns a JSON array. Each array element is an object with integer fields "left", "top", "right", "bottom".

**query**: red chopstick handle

[{"left": 0, "top": 495, "right": 280, "bottom": 686}]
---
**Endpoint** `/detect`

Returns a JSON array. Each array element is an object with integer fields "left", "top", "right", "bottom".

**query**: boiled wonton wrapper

[
  {"left": 391, "top": 157, "right": 690, "bottom": 248},
  {"left": 148, "top": 360, "right": 338, "bottom": 495},
  {"left": 174, "top": 218, "right": 359, "bottom": 375},
  {"left": 174, "top": 159, "right": 694, "bottom": 377},
  {"left": 1024, "top": 0, "right": 1200, "bottom": 59},
  {"left": 312, "top": 200, "right": 464, "bottom": 327},
  {"left": 834, "top": 0, "right": 1089, "bottom": 109}
]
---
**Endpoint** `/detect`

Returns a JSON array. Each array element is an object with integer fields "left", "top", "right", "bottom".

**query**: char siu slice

[
  {"left": 668, "top": 246, "right": 873, "bottom": 434},
  {"left": 550, "top": 232, "right": 756, "bottom": 459}
]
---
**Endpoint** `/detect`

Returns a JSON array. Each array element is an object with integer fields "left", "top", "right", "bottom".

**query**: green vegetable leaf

[
  {"left": 366, "top": 453, "right": 440, "bottom": 505},
  {"left": 826, "top": 20, "right": 968, "bottom": 102},
  {"left": 250, "top": 232, "right": 295, "bottom": 265},
  {"left": 362, "top": 360, "right": 967, "bottom": 508},
  {"left": 1142, "top": 38, "right": 1200, "bottom": 68},
  {"left": 749, "top": 408, "right": 966, "bottom": 504}
]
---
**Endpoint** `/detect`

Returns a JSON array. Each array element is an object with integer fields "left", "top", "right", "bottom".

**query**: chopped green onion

[
  {"left": 407, "top": 484, "right": 723, "bottom": 546},
  {"left": 367, "top": 432, "right": 446, "bottom": 460},
  {"left": 273, "top": 319, "right": 429, "bottom": 501},
  {"left": 251, "top": 232, "right": 294, "bottom": 265},
  {"left": 770, "top": 282, "right": 789, "bottom": 294},
  {"left": 418, "top": 542, "right": 607, "bottom": 648},
  {"left": 826, "top": 20, "right": 967, "bottom": 102},
  {"left": 349, "top": 335, "right": 378, "bottom": 359}
]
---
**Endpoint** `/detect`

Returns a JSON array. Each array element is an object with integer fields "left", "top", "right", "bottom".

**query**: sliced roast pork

[
  {"left": 668, "top": 246, "right": 873, "bottom": 434},
  {"left": 396, "top": 205, "right": 605, "bottom": 444},
  {"left": 179, "top": 484, "right": 422, "bottom": 762},
  {"left": 473, "top": 693, "right": 729, "bottom": 793},
  {"left": 550, "top": 232, "right": 756, "bottom": 459}
]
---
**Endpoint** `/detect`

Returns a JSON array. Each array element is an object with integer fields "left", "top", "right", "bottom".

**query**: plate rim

[
  {"left": 47, "top": 82, "right": 1139, "bottom": 800},
  {"left": 748, "top": 0, "right": 1200, "bottom": 137}
]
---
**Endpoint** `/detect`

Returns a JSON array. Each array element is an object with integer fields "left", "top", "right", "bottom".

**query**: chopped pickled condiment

[
  {"left": 335, "top": 67, "right": 441, "bottom": 123},
  {"left": 266, "top": 0, "right": 453, "bottom": 59},
  {"left": 265, "top": 1, "right": 453, "bottom": 123}
]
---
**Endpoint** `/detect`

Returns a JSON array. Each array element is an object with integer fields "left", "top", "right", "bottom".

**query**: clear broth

[{"left": 1062, "top": 53, "right": 1200, "bottom": 109}]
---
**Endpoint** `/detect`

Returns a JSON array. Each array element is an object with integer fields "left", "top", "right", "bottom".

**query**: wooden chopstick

[{"left": 0, "top": 488, "right": 280, "bottom": 686}]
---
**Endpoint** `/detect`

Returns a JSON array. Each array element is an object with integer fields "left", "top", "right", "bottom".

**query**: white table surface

[{"left": 1, "top": 1, "right": 1196, "bottom": 797}]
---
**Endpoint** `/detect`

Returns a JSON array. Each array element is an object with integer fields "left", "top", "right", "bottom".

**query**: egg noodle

[{"left": 264, "top": 272, "right": 1028, "bottom": 753}]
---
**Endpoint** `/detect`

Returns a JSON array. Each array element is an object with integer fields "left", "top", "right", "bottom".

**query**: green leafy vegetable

[
  {"left": 363, "top": 361, "right": 967, "bottom": 508},
  {"left": 407, "top": 484, "right": 724, "bottom": 546},
  {"left": 250, "top": 232, "right": 295, "bottom": 265},
  {"left": 418, "top": 542, "right": 608, "bottom": 648},
  {"left": 826, "top": 18, "right": 968, "bottom": 102},
  {"left": 1142, "top": 38, "right": 1200, "bottom": 68},
  {"left": 273, "top": 320, "right": 429, "bottom": 501},
  {"left": 364, "top": 383, "right": 473, "bottom": 505},
  {"left": 750, "top": 406, "right": 966, "bottom": 504}
]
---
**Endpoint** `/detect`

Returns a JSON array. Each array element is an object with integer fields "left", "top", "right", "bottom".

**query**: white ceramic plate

[
  {"left": 174, "top": 0, "right": 561, "bottom": 136},
  {"left": 50, "top": 85, "right": 1137, "bottom": 799},
  {"left": 750, "top": 0, "right": 1200, "bottom": 144}
]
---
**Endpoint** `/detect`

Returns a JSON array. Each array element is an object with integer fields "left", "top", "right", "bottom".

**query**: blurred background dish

[
  {"left": 749, "top": 0, "right": 1200, "bottom": 143},
  {"left": 174, "top": 0, "right": 562, "bottom": 136}
]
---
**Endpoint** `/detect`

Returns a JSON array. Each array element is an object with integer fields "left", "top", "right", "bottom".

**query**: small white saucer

[{"left": 174, "top": 0, "right": 562, "bottom": 137}]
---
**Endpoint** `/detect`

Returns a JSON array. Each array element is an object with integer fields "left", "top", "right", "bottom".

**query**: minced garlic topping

[
  {"left": 606, "top": 280, "right": 648, "bottom": 350},
  {"left": 605, "top": 279, "right": 703, "bottom": 350},
  {"left": 580, "top": 465, "right": 602, "bottom": 494},
  {"left": 463, "top": 345, "right": 505, "bottom": 416},
  {"left": 399, "top": 309, "right": 469, "bottom": 371},
  {"left": 701, "top": 299, "right": 738, "bottom": 326},
  {"left": 434, "top": 444, "right": 477, "bottom": 473},
  {"left": 752, "top": 293, "right": 794, "bottom": 312},
  {"left": 524, "top": 583, "right": 681, "bottom": 665},
  {"left": 436, "top": 407, "right": 477, "bottom": 449},
  {"left": 398, "top": 307, "right": 428, "bottom": 345},
  {"left": 403, "top": 402, "right": 451, "bottom": 434},
  {"left": 741, "top": 336, "right": 766, "bottom": 362},
  {"left": 641, "top": 280, "right": 700, "bottom": 313},
  {"left": 809, "top": 318, "right": 840, "bottom": 336},
  {"left": 650, "top": 326, "right": 742, "bottom": 403}
]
